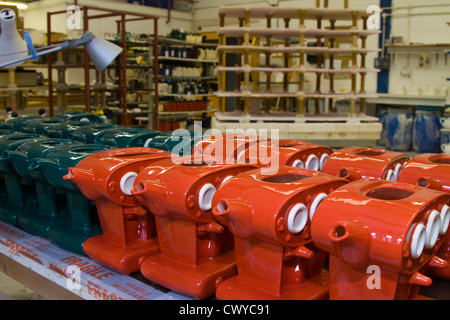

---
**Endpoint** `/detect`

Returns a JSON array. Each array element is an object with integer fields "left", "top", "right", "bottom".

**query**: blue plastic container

[
  {"left": 376, "top": 106, "right": 388, "bottom": 147},
  {"left": 413, "top": 107, "right": 441, "bottom": 153},
  {"left": 385, "top": 107, "right": 414, "bottom": 151},
  {"left": 441, "top": 129, "right": 450, "bottom": 147},
  {"left": 144, "top": 0, "right": 168, "bottom": 8},
  {"left": 128, "top": 0, "right": 168, "bottom": 8}
]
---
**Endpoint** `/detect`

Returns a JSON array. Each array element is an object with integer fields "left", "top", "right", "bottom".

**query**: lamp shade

[
  {"left": 85, "top": 36, "right": 123, "bottom": 73},
  {"left": 0, "top": 8, "right": 28, "bottom": 69}
]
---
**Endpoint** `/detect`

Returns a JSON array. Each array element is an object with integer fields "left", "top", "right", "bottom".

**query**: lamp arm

[
  {"left": 0, "top": 45, "right": 63, "bottom": 68},
  {"left": 64, "top": 32, "right": 95, "bottom": 49},
  {"left": 0, "top": 32, "right": 95, "bottom": 69}
]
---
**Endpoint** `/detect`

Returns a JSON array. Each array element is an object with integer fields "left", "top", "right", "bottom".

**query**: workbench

[{"left": 0, "top": 221, "right": 191, "bottom": 300}]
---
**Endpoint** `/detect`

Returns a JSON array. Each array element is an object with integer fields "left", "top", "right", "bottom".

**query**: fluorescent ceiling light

[{"left": 0, "top": 2, "right": 28, "bottom": 9}]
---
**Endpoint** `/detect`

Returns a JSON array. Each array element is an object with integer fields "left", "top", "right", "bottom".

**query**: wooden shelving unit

[
  {"left": 47, "top": 7, "right": 159, "bottom": 129},
  {"left": 216, "top": 5, "right": 381, "bottom": 118},
  {"left": 212, "top": 2, "right": 383, "bottom": 146},
  {"left": 151, "top": 36, "right": 219, "bottom": 130}
]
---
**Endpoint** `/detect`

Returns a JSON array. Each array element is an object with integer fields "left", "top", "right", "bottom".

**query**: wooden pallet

[
  {"left": 214, "top": 111, "right": 380, "bottom": 124},
  {"left": 212, "top": 113, "right": 382, "bottom": 144}
]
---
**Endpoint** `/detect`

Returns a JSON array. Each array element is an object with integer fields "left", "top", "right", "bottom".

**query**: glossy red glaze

[
  {"left": 64, "top": 147, "right": 172, "bottom": 275},
  {"left": 398, "top": 153, "right": 450, "bottom": 191},
  {"left": 241, "top": 142, "right": 333, "bottom": 172},
  {"left": 398, "top": 153, "right": 450, "bottom": 280},
  {"left": 322, "top": 146, "right": 409, "bottom": 181},
  {"left": 278, "top": 140, "right": 312, "bottom": 147},
  {"left": 191, "top": 133, "right": 269, "bottom": 161},
  {"left": 310, "top": 179, "right": 450, "bottom": 300},
  {"left": 131, "top": 156, "right": 257, "bottom": 299},
  {"left": 211, "top": 166, "right": 348, "bottom": 300}
]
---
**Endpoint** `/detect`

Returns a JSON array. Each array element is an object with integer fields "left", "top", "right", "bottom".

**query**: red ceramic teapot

[
  {"left": 65, "top": 147, "right": 172, "bottom": 275},
  {"left": 310, "top": 179, "right": 449, "bottom": 300},
  {"left": 131, "top": 156, "right": 257, "bottom": 299},
  {"left": 322, "top": 146, "right": 409, "bottom": 181},
  {"left": 211, "top": 166, "right": 348, "bottom": 300},
  {"left": 397, "top": 153, "right": 450, "bottom": 280}
]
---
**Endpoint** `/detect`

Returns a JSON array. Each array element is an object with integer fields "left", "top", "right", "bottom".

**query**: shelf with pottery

[
  {"left": 216, "top": 66, "right": 379, "bottom": 74},
  {"left": 218, "top": 44, "right": 380, "bottom": 55},
  {"left": 0, "top": 86, "right": 48, "bottom": 91},
  {"left": 159, "top": 76, "right": 217, "bottom": 81},
  {"left": 386, "top": 44, "right": 450, "bottom": 54},
  {"left": 217, "top": 27, "right": 379, "bottom": 40},
  {"left": 110, "top": 101, "right": 150, "bottom": 108},
  {"left": 218, "top": 6, "right": 373, "bottom": 21},
  {"left": 155, "top": 35, "right": 218, "bottom": 122},
  {"left": 157, "top": 56, "right": 218, "bottom": 64},
  {"left": 215, "top": 91, "right": 378, "bottom": 100},
  {"left": 366, "top": 93, "right": 448, "bottom": 108},
  {"left": 158, "top": 109, "right": 218, "bottom": 116},
  {"left": 153, "top": 36, "right": 218, "bottom": 48},
  {"left": 136, "top": 109, "right": 218, "bottom": 127},
  {"left": 159, "top": 93, "right": 216, "bottom": 98}
]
